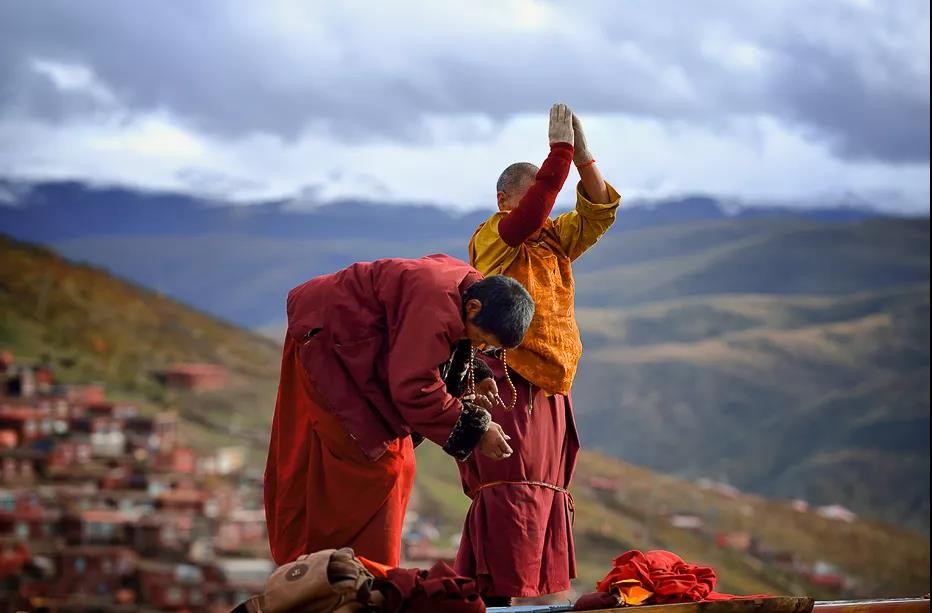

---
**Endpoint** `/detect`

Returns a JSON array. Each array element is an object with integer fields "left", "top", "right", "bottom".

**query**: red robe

[
  {"left": 265, "top": 338, "right": 416, "bottom": 566},
  {"left": 591, "top": 550, "right": 769, "bottom": 605},
  {"left": 454, "top": 355, "right": 580, "bottom": 598},
  {"left": 265, "top": 255, "right": 484, "bottom": 566}
]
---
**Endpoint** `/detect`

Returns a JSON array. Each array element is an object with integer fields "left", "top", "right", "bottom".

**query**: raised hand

[
  {"left": 572, "top": 113, "right": 594, "bottom": 166},
  {"left": 548, "top": 103, "right": 574, "bottom": 146}
]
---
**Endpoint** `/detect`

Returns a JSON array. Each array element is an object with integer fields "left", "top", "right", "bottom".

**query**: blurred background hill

[
  {"left": 2, "top": 182, "right": 928, "bottom": 535},
  {"left": 2, "top": 229, "right": 929, "bottom": 598}
]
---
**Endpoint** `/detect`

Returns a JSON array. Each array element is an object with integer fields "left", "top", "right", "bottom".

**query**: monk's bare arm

[
  {"left": 573, "top": 114, "right": 611, "bottom": 204},
  {"left": 578, "top": 161, "right": 611, "bottom": 204}
]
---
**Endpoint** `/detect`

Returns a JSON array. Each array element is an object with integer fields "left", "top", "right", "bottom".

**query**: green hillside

[
  {"left": 179, "top": 215, "right": 929, "bottom": 532},
  {"left": 0, "top": 234, "right": 281, "bottom": 457},
  {"left": 413, "top": 443, "right": 930, "bottom": 598},
  {"left": 2, "top": 233, "right": 929, "bottom": 599},
  {"left": 573, "top": 217, "right": 929, "bottom": 307},
  {"left": 572, "top": 286, "right": 931, "bottom": 531}
]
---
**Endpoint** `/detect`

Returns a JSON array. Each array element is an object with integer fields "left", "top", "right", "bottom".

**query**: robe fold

[
  {"left": 264, "top": 338, "right": 416, "bottom": 565},
  {"left": 455, "top": 355, "right": 579, "bottom": 598}
]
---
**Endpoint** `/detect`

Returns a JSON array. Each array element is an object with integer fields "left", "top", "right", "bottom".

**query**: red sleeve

[
  {"left": 498, "top": 142, "right": 574, "bottom": 246},
  {"left": 386, "top": 294, "right": 463, "bottom": 447}
]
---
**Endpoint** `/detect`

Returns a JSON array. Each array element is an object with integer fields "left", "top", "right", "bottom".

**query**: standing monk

[
  {"left": 454, "top": 104, "right": 622, "bottom": 604},
  {"left": 264, "top": 254, "right": 534, "bottom": 567}
]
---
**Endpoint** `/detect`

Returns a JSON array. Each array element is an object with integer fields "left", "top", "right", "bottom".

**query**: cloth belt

[{"left": 471, "top": 480, "right": 575, "bottom": 517}]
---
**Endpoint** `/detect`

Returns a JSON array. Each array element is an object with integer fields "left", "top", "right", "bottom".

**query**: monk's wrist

[{"left": 442, "top": 402, "right": 491, "bottom": 461}]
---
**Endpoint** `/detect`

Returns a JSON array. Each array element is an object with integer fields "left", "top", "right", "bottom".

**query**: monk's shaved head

[{"left": 496, "top": 162, "right": 538, "bottom": 195}]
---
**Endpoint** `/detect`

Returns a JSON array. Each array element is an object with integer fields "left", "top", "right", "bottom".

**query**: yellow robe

[{"left": 469, "top": 181, "right": 621, "bottom": 395}]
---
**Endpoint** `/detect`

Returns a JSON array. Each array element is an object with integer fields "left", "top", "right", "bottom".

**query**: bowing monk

[
  {"left": 264, "top": 254, "right": 534, "bottom": 567},
  {"left": 454, "top": 104, "right": 622, "bottom": 604}
]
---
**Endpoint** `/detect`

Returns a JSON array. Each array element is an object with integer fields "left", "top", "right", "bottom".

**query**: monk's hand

[
  {"left": 572, "top": 113, "right": 594, "bottom": 166},
  {"left": 548, "top": 103, "right": 574, "bottom": 146},
  {"left": 465, "top": 393, "right": 493, "bottom": 411},
  {"left": 478, "top": 422, "right": 513, "bottom": 460},
  {"left": 475, "top": 377, "right": 503, "bottom": 409}
]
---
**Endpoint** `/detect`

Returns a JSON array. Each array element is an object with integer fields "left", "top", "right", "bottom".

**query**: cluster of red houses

[{"left": 0, "top": 352, "right": 273, "bottom": 611}]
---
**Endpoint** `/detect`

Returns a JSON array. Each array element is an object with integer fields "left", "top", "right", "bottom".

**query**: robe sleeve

[
  {"left": 386, "top": 300, "right": 490, "bottom": 460},
  {"left": 552, "top": 180, "right": 622, "bottom": 261},
  {"left": 498, "top": 142, "right": 574, "bottom": 246},
  {"left": 442, "top": 341, "right": 495, "bottom": 398},
  {"left": 469, "top": 214, "right": 516, "bottom": 276}
]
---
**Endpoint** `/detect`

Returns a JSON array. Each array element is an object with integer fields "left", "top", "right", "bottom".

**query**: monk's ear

[
  {"left": 496, "top": 191, "right": 508, "bottom": 211},
  {"left": 465, "top": 298, "right": 482, "bottom": 319}
]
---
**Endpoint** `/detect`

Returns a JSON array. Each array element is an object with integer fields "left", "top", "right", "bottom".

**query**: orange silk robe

[{"left": 469, "top": 181, "right": 621, "bottom": 394}]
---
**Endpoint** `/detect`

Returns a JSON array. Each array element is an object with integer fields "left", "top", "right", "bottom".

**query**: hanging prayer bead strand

[
  {"left": 466, "top": 346, "right": 477, "bottom": 397},
  {"left": 500, "top": 349, "right": 517, "bottom": 412}
]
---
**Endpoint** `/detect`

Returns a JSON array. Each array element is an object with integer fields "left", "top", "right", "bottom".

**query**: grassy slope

[
  {"left": 0, "top": 234, "right": 281, "bottom": 463},
  {"left": 3, "top": 233, "right": 929, "bottom": 598},
  {"left": 48, "top": 218, "right": 930, "bottom": 528},
  {"left": 573, "top": 286, "right": 930, "bottom": 531},
  {"left": 414, "top": 444, "right": 930, "bottom": 599}
]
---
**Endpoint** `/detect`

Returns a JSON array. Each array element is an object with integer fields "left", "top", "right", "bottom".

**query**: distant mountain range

[
  {"left": 1, "top": 178, "right": 928, "bottom": 532},
  {"left": 0, "top": 179, "right": 883, "bottom": 245},
  {"left": 0, "top": 179, "right": 895, "bottom": 327}
]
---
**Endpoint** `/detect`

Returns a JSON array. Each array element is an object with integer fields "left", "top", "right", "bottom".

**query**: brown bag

[{"left": 237, "top": 548, "right": 375, "bottom": 613}]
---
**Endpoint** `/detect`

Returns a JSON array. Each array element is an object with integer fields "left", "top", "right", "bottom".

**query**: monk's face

[{"left": 463, "top": 298, "right": 504, "bottom": 351}]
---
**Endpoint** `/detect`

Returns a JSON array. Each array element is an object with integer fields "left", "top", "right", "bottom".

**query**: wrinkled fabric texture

[
  {"left": 285, "top": 254, "right": 483, "bottom": 460},
  {"left": 375, "top": 561, "right": 486, "bottom": 613},
  {"left": 455, "top": 356, "right": 579, "bottom": 598},
  {"left": 469, "top": 182, "right": 620, "bottom": 395},
  {"left": 266, "top": 254, "right": 486, "bottom": 566},
  {"left": 594, "top": 550, "right": 769, "bottom": 605},
  {"left": 461, "top": 175, "right": 618, "bottom": 599},
  {"left": 264, "top": 337, "right": 416, "bottom": 566}
]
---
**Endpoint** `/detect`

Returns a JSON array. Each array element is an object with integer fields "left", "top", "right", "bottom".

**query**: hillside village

[{"left": 0, "top": 352, "right": 273, "bottom": 610}]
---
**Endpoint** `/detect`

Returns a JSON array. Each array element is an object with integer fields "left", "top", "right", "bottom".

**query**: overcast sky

[{"left": 0, "top": 0, "right": 928, "bottom": 212}]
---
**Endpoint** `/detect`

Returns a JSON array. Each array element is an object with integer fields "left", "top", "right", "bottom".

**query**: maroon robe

[
  {"left": 454, "top": 355, "right": 580, "bottom": 598},
  {"left": 265, "top": 254, "right": 484, "bottom": 565}
]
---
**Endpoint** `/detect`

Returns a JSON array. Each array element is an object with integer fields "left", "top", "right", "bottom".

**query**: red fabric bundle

[
  {"left": 594, "top": 550, "right": 767, "bottom": 604},
  {"left": 376, "top": 561, "right": 486, "bottom": 613}
]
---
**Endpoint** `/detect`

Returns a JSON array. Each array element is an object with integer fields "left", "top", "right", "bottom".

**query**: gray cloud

[{"left": 0, "top": 0, "right": 928, "bottom": 163}]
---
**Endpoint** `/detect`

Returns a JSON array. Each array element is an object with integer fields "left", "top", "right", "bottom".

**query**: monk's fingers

[
  {"left": 558, "top": 103, "right": 571, "bottom": 124},
  {"left": 572, "top": 112, "right": 583, "bottom": 131},
  {"left": 496, "top": 431, "right": 513, "bottom": 455}
]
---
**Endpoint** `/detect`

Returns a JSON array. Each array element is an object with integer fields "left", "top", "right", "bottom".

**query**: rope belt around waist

[{"left": 471, "top": 480, "right": 575, "bottom": 515}]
